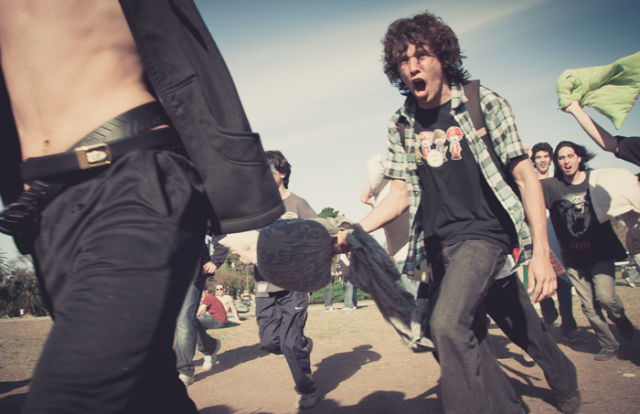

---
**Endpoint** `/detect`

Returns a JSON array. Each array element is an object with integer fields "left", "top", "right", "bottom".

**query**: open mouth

[{"left": 411, "top": 79, "right": 426, "bottom": 92}]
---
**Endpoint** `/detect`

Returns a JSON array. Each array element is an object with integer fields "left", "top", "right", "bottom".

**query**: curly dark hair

[
  {"left": 264, "top": 150, "right": 292, "bottom": 188},
  {"left": 530, "top": 142, "right": 553, "bottom": 163},
  {"left": 552, "top": 141, "right": 595, "bottom": 179},
  {"left": 382, "top": 11, "right": 470, "bottom": 95}
]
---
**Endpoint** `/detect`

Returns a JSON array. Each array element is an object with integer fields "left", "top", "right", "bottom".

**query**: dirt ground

[{"left": 1, "top": 283, "right": 639, "bottom": 414}]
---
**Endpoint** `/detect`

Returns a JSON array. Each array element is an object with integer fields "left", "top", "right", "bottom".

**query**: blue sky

[{"left": 1, "top": 0, "right": 639, "bottom": 258}]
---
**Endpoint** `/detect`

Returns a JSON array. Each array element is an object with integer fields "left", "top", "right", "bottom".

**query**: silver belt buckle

[{"left": 74, "top": 143, "right": 112, "bottom": 169}]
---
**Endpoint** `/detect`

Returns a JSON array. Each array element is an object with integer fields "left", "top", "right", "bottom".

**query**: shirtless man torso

[
  {"left": 0, "top": 0, "right": 155, "bottom": 159},
  {"left": 0, "top": 3, "right": 205, "bottom": 413}
]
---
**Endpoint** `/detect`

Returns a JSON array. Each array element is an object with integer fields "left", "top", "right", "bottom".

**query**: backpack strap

[
  {"left": 462, "top": 80, "right": 487, "bottom": 139},
  {"left": 399, "top": 121, "right": 406, "bottom": 149},
  {"left": 463, "top": 80, "right": 520, "bottom": 197}
]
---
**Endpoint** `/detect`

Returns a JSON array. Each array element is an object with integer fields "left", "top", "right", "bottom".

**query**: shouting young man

[{"left": 336, "top": 12, "right": 580, "bottom": 414}]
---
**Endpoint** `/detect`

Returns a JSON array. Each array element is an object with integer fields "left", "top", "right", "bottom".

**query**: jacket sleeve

[{"left": 209, "top": 234, "right": 229, "bottom": 267}]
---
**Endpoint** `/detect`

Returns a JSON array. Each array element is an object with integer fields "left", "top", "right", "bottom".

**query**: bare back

[{"left": 0, "top": 1, "right": 156, "bottom": 160}]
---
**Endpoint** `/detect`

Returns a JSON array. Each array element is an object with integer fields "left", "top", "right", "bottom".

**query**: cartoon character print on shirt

[
  {"left": 414, "top": 126, "right": 465, "bottom": 167},
  {"left": 417, "top": 131, "right": 434, "bottom": 165},
  {"left": 446, "top": 127, "right": 464, "bottom": 160}
]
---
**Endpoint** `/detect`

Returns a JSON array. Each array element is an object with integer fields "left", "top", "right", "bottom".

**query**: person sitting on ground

[
  {"left": 197, "top": 288, "right": 229, "bottom": 329},
  {"left": 214, "top": 284, "right": 242, "bottom": 324}
]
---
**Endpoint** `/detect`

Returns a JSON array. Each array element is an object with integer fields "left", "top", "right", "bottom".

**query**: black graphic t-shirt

[
  {"left": 541, "top": 174, "right": 626, "bottom": 267},
  {"left": 414, "top": 101, "right": 514, "bottom": 254}
]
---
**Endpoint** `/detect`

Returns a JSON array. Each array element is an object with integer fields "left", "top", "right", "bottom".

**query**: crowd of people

[{"left": 0, "top": 2, "right": 637, "bottom": 413}]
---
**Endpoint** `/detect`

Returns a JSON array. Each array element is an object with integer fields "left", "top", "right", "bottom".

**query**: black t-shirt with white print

[
  {"left": 541, "top": 173, "right": 626, "bottom": 267},
  {"left": 414, "top": 101, "right": 514, "bottom": 255}
]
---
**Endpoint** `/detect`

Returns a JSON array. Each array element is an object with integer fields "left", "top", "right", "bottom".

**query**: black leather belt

[
  {"left": 0, "top": 102, "right": 180, "bottom": 251},
  {"left": 20, "top": 101, "right": 174, "bottom": 182},
  {"left": 20, "top": 127, "right": 180, "bottom": 182}
]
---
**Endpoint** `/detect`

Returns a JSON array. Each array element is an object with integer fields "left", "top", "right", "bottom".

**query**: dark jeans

[
  {"left": 343, "top": 279, "right": 358, "bottom": 308},
  {"left": 175, "top": 274, "right": 222, "bottom": 377},
  {"left": 256, "top": 290, "right": 315, "bottom": 394},
  {"left": 323, "top": 279, "right": 334, "bottom": 307},
  {"left": 429, "top": 239, "right": 524, "bottom": 414},
  {"left": 24, "top": 150, "right": 208, "bottom": 414},
  {"left": 485, "top": 274, "right": 578, "bottom": 402}
]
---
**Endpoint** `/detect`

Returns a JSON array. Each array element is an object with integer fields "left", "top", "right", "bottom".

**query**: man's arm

[
  {"left": 225, "top": 296, "right": 241, "bottom": 322},
  {"left": 334, "top": 179, "right": 408, "bottom": 253},
  {"left": 196, "top": 303, "right": 207, "bottom": 317},
  {"left": 359, "top": 179, "right": 408, "bottom": 233},
  {"left": 563, "top": 100, "right": 618, "bottom": 153},
  {"left": 203, "top": 234, "right": 229, "bottom": 274},
  {"left": 511, "top": 157, "right": 557, "bottom": 302}
]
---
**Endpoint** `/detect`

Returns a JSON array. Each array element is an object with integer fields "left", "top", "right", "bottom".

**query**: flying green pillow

[{"left": 557, "top": 50, "right": 640, "bottom": 129}]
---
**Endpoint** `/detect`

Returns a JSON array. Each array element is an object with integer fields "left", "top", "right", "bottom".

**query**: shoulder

[
  {"left": 478, "top": 84, "right": 511, "bottom": 114},
  {"left": 541, "top": 177, "right": 562, "bottom": 189},
  {"left": 283, "top": 192, "right": 317, "bottom": 219}
]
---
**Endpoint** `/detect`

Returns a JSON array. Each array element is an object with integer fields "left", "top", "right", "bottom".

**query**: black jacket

[{"left": 0, "top": 0, "right": 284, "bottom": 234}]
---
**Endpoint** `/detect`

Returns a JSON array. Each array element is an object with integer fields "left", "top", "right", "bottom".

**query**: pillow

[
  {"left": 556, "top": 51, "right": 640, "bottom": 129},
  {"left": 257, "top": 219, "right": 333, "bottom": 291}
]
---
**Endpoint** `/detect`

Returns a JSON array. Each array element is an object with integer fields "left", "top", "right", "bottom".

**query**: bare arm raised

[{"left": 563, "top": 100, "right": 619, "bottom": 154}]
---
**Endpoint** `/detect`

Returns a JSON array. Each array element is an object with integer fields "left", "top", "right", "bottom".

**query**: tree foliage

[
  {"left": 318, "top": 207, "right": 340, "bottom": 218},
  {"left": 204, "top": 256, "right": 255, "bottom": 299},
  {"left": 0, "top": 252, "right": 47, "bottom": 317}
]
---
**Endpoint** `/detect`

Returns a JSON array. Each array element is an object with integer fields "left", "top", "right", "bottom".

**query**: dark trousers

[
  {"left": 485, "top": 274, "right": 578, "bottom": 402},
  {"left": 429, "top": 239, "right": 523, "bottom": 414},
  {"left": 23, "top": 149, "right": 208, "bottom": 414},
  {"left": 256, "top": 290, "right": 315, "bottom": 394}
]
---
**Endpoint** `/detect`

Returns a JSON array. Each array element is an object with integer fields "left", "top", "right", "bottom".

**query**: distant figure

[
  {"left": 339, "top": 253, "right": 358, "bottom": 310},
  {"left": 175, "top": 233, "right": 227, "bottom": 386},
  {"left": 541, "top": 140, "right": 635, "bottom": 361},
  {"left": 322, "top": 278, "right": 336, "bottom": 311},
  {"left": 197, "top": 289, "right": 229, "bottom": 328},
  {"left": 531, "top": 142, "right": 578, "bottom": 341},
  {"left": 215, "top": 284, "right": 242, "bottom": 324},
  {"left": 254, "top": 150, "right": 319, "bottom": 409}
]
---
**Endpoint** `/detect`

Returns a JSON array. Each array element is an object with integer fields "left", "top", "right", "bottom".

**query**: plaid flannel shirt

[{"left": 384, "top": 82, "right": 532, "bottom": 277}]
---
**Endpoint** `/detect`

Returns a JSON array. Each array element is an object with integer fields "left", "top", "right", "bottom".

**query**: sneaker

[
  {"left": 594, "top": 348, "right": 618, "bottom": 361},
  {"left": 343, "top": 306, "right": 357, "bottom": 311},
  {"left": 625, "top": 277, "right": 636, "bottom": 288},
  {"left": 325, "top": 306, "right": 337, "bottom": 311},
  {"left": 179, "top": 373, "right": 194, "bottom": 387},
  {"left": 297, "top": 392, "right": 319, "bottom": 409},
  {"left": 202, "top": 338, "right": 221, "bottom": 371},
  {"left": 557, "top": 390, "right": 581, "bottom": 414},
  {"left": 613, "top": 314, "right": 635, "bottom": 341}
]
